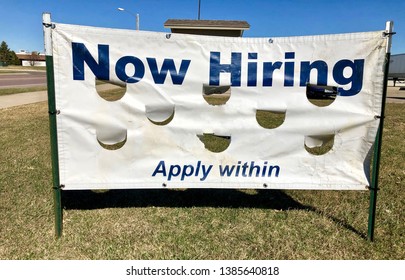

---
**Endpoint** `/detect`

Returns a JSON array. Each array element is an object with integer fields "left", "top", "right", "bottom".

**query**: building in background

[
  {"left": 164, "top": 19, "right": 250, "bottom": 37},
  {"left": 16, "top": 50, "right": 46, "bottom": 67}
]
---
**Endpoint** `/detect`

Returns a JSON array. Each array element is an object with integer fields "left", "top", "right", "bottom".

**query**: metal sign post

[
  {"left": 367, "top": 21, "right": 394, "bottom": 242},
  {"left": 43, "top": 12, "right": 63, "bottom": 238}
]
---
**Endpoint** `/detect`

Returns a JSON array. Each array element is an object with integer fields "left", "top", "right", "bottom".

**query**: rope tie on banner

[
  {"left": 48, "top": 110, "right": 60, "bottom": 115},
  {"left": 42, "top": 22, "right": 56, "bottom": 29},
  {"left": 383, "top": 31, "right": 396, "bottom": 37}
]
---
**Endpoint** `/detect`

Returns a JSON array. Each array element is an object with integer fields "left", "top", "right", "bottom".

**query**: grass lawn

[
  {"left": 0, "top": 101, "right": 404, "bottom": 260},
  {"left": 0, "top": 66, "right": 46, "bottom": 72},
  {"left": 0, "top": 86, "right": 47, "bottom": 96}
]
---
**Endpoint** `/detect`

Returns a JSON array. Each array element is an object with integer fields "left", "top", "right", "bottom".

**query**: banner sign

[{"left": 51, "top": 23, "right": 387, "bottom": 190}]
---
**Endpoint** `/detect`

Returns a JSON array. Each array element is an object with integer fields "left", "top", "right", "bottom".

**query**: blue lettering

[
  {"left": 151, "top": 161, "right": 212, "bottom": 181},
  {"left": 152, "top": 160, "right": 166, "bottom": 177},
  {"left": 72, "top": 42, "right": 190, "bottom": 85},
  {"left": 219, "top": 164, "right": 235, "bottom": 176},
  {"left": 300, "top": 60, "right": 328, "bottom": 86},
  {"left": 249, "top": 161, "right": 261, "bottom": 177},
  {"left": 268, "top": 165, "right": 280, "bottom": 177},
  {"left": 147, "top": 58, "right": 191, "bottom": 85},
  {"left": 263, "top": 62, "right": 282, "bottom": 86},
  {"left": 284, "top": 52, "right": 295, "bottom": 87},
  {"left": 72, "top": 43, "right": 109, "bottom": 80},
  {"left": 333, "top": 59, "right": 364, "bottom": 96},
  {"left": 219, "top": 161, "right": 280, "bottom": 178},
  {"left": 168, "top": 165, "right": 181, "bottom": 181},
  {"left": 248, "top": 53, "right": 258, "bottom": 87},
  {"left": 71, "top": 42, "right": 364, "bottom": 96},
  {"left": 181, "top": 164, "right": 194, "bottom": 180},
  {"left": 115, "top": 56, "right": 145, "bottom": 83},
  {"left": 209, "top": 51, "right": 241, "bottom": 86},
  {"left": 200, "top": 164, "right": 213, "bottom": 181},
  {"left": 235, "top": 161, "right": 242, "bottom": 177}
]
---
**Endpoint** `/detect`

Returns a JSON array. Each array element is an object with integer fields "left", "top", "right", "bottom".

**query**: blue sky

[{"left": 1, "top": 0, "right": 404, "bottom": 54}]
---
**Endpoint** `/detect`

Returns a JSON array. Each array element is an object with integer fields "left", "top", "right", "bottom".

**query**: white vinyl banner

[{"left": 51, "top": 23, "right": 387, "bottom": 190}]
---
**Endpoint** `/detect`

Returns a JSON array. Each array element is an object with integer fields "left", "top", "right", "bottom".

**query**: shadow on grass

[
  {"left": 387, "top": 96, "right": 405, "bottom": 101},
  {"left": 62, "top": 189, "right": 302, "bottom": 210},
  {"left": 62, "top": 189, "right": 367, "bottom": 239}
]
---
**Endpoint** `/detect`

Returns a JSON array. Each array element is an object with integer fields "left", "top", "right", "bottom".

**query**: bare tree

[{"left": 29, "top": 51, "right": 40, "bottom": 66}]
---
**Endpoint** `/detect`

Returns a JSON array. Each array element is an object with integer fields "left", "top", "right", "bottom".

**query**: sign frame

[{"left": 42, "top": 13, "right": 393, "bottom": 241}]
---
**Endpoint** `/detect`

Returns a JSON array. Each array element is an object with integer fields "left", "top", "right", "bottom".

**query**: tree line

[{"left": 0, "top": 41, "right": 20, "bottom": 66}]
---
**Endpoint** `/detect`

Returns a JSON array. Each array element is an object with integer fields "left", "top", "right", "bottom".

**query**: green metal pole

[
  {"left": 43, "top": 13, "right": 63, "bottom": 238},
  {"left": 46, "top": 55, "right": 63, "bottom": 238},
  {"left": 367, "top": 21, "right": 394, "bottom": 242}
]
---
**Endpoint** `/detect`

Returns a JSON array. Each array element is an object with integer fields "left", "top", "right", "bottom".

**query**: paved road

[
  {"left": 386, "top": 86, "right": 405, "bottom": 103},
  {"left": 0, "top": 72, "right": 46, "bottom": 88},
  {"left": 0, "top": 83, "right": 120, "bottom": 109}
]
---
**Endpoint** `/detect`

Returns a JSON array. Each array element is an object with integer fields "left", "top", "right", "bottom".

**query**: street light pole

[
  {"left": 117, "top": 7, "right": 139, "bottom": 30},
  {"left": 198, "top": 0, "right": 201, "bottom": 20}
]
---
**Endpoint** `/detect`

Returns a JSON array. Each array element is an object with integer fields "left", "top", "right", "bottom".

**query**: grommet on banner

[
  {"left": 263, "top": 183, "right": 268, "bottom": 188},
  {"left": 162, "top": 183, "right": 167, "bottom": 187},
  {"left": 166, "top": 34, "right": 171, "bottom": 39},
  {"left": 268, "top": 38, "right": 273, "bottom": 44}
]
